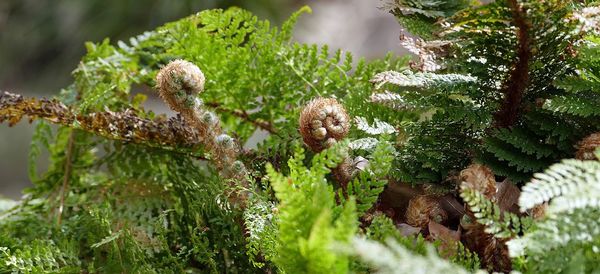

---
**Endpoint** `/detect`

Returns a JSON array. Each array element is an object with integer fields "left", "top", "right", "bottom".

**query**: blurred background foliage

[
  {"left": 0, "top": 0, "right": 298, "bottom": 96},
  {"left": 0, "top": 0, "right": 404, "bottom": 198}
]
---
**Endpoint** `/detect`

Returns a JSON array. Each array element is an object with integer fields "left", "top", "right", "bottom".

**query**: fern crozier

[{"left": 299, "top": 98, "right": 350, "bottom": 152}]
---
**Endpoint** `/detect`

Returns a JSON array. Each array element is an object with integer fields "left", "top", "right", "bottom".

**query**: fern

[
  {"left": 365, "top": 214, "right": 430, "bottom": 255},
  {"left": 354, "top": 117, "right": 397, "bottom": 135},
  {"left": 2, "top": 1, "right": 600, "bottom": 273},
  {"left": 371, "top": 70, "right": 477, "bottom": 89},
  {"left": 518, "top": 159, "right": 600, "bottom": 213},
  {"left": 0, "top": 240, "right": 80, "bottom": 273},
  {"left": 341, "top": 138, "right": 395, "bottom": 215},
  {"left": 381, "top": 0, "right": 473, "bottom": 39},
  {"left": 365, "top": 213, "right": 481, "bottom": 271},
  {"left": 460, "top": 185, "right": 532, "bottom": 239},
  {"left": 267, "top": 141, "right": 357, "bottom": 273},
  {"left": 375, "top": 1, "right": 600, "bottom": 184},
  {"left": 243, "top": 198, "right": 278, "bottom": 268},
  {"left": 507, "top": 153, "right": 600, "bottom": 272}
]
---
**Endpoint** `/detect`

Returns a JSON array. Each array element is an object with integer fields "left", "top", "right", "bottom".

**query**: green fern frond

[
  {"left": 544, "top": 94, "right": 600, "bottom": 117},
  {"left": 342, "top": 138, "right": 395, "bottom": 215},
  {"left": 519, "top": 159, "right": 600, "bottom": 213},
  {"left": 475, "top": 152, "right": 533, "bottom": 182},
  {"left": 483, "top": 136, "right": 554, "bottom": 173},
  {"left": 267, "top": 141, "right": 357, "bottom": 273},
  {"left": 508, "top": 155, "right": 600, "bottom": 270},
  {"left": 371, "top": 70, "right": 477, "bottom": 89},
  {"left": 493, "top": 127, "right": 555, "bottom": 159},
  {"left": 0, "top": 240, "right": 80, "bottom": 273},
  {"left": 460, "top": 185, "right": 531, "bottom": 239},
  {"left": 508, "top": 208, "right": 600, "bottom": 258}
]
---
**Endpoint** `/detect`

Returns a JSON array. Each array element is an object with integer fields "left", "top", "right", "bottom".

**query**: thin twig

[{"left": 57, "top": 130, "right": 75, "bottom": 225}]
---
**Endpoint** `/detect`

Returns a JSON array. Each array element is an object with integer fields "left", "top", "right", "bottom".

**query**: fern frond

[
  {"left": 508, "top": 155, "right": 600, "bottom": 267},
  {"left": 0, "top": 92, "right": 205, "bottom": 152},
  {"left": 354, "top": 117, "right": 397, "bottom": 135},
  {"left": 460, "top": 185, "right": 531, "bottom": 239},
  {"left": 492, "top": 127, "right": 555, "bottom": 159},
  {"left": 371, "top": 70, "right": 476, "bottom": 89},
  {"left": 382, "top": 0, "right": 472, "bottom": 39},
  {"left": 267, "top": 142, "right": 356, "bottom": 273},
  {"left": 370, "top": 90, "right": 409, "bottom": 110},
  {"left": 349, "top": 137, "right": 380, "bottom": 151},
  {"left": 483, "top": 136, "right": 553, "bottom": 173},
  {"left": 544, "top": 94, "right": 600, "bottom": 117},
  {"left": 348, "top": 237, "right": 480, "bottom": 274},
  {"left": 519, "top": 159, "right": 600, "bottom": 213},
  {"left": 342, "top": 139, "right": 395, "bottom": 215},
  {"left": 508, "top": 208, "right": 600, "bottom": 257},
  {"left": 0, "top": 240, "right": 80, "bottom": 273}
]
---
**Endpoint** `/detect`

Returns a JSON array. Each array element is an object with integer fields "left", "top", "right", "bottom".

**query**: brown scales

[
  {"left": 155, "top": 60, "right": 249, "bottom": 205},
  {"left": 493, "top": 0, "right": 532, "bottom": 128},
  {"left": 299, "top": 97, "right": 355, "bottom": 192},
  {"left": 405, "top": 195, "right": 448, "bottom": 230},
  {"left": 576, "top": 132, "right": 600, "bottom": 160},
  {"left": 0, "top": 91, "right": 203, "bottom": 150},
  {"left": 299, "top": 97, "right": 350, "bottom": 152}
]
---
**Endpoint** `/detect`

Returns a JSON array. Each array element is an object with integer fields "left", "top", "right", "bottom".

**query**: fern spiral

[
  {"left": 156, "top": 59, "right": 248, "bottom": 203},
  {"left": 299, "top": 97, "right": 350, "bottom": 152}
]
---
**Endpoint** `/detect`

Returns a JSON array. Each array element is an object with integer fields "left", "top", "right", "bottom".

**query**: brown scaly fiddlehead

[
  {"left": 299, "top": 97, "right": 355, "bottom": 186},
  {"left": 299, "top": 97, "right": 350, "bottom": 152},
  {"left": 156, "top": 60, "right": 248, "bottom": 205},
  {"left": 405, "top": 195, "right": 448, "bottom": 230}
]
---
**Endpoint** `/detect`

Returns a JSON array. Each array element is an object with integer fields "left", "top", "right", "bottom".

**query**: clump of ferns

[{"left": 156, "top": 60, "right": 249, "bottom": 205}]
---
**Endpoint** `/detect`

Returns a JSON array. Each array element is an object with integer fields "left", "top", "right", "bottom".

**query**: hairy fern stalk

[{"left": 1, "top": 1, "right": 600, "bottom": 273}]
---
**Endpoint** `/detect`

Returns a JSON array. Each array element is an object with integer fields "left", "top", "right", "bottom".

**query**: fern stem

[
  {"left": 206, "top": 101, "right": 277, "bottom": 134},
  {"left": 492, "top": 0, "right": 532, "bottom": 128},
  {"left": 56, "top": 130, "right": 75, "bottom": 225},
  {"left": 0, "top": 92, "right": 206, "bottom": 153}
]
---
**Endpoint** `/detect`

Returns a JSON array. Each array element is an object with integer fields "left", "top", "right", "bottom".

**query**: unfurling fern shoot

[
  {"left": 299, "top": 97, "right": 350, "bottom": 152},
  {"left": 156, "top": 59, "right": 248, "bottom": 200},
  {"left": 156, "top": 59, "right": 205, "bottom": 109},
  {"left": 299, "top": 97, "right": 355, "bottom": 187}
]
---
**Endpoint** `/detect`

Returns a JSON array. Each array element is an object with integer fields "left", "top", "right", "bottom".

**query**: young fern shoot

[{"left": 156, "top": 59, "right": 249, "bottom": 203}]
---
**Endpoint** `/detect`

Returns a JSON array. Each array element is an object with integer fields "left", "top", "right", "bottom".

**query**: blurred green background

[
  {"left": 0, "top": 0, "right": 404, "bottom": 198},
  {"left": 0, "top": 0, "right": 299, "bottom": 97}
]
